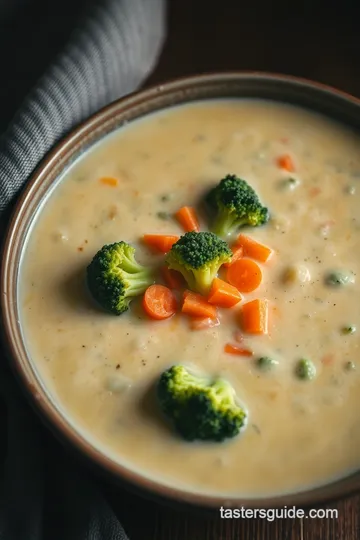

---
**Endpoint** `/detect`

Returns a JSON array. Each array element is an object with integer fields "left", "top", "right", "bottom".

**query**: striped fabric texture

[{"left": 0, "top": 0, "right": 166, "bottom": 219}]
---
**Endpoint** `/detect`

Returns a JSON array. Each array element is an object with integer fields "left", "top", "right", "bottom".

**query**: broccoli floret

[
  {"left": 157, "top": 365, "right": 247, "bottom": 442},
  {"left": 206, "top": 174, "right": 269, "bottom": 237},
  {"left": 165, "top": 231, "right": 232, "bottom": 295},
  {"left": 86, "top": 242, "right": 154, "bottom": 315}
]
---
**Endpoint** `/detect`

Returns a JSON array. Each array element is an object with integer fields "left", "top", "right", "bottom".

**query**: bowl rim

[{"left": 2, "top": 70, "right": 360, "bottom": 511}]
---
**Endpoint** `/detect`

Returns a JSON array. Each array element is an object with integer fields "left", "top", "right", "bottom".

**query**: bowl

[{"left": 2, "top": 72, "right": 360, "bottom": 512}]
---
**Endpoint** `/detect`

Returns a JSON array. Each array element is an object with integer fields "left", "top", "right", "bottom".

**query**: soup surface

[{"left": 20, "top": 99, "right": 360, "bottom": 497}]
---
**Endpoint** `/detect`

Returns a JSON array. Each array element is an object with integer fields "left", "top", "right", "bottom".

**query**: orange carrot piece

[
  {"left": 207, "top": 277, "right": 242, "bottom": 308},
  {"left": 227, "top": 259, "right": 262, "bottom": 293},
  {"left": 277, "top": 154, "right": 295, "bottom": 172},
  {"left": 223, "top": 245, "right": 244, "bottom": 268},
  {"left": 190, "top": 316, "right": 220, "bottom": 331},
  {"left": 224, "top": 343, "right": 253, "bottom": 356},
  {"left": 142, "top": 285, "right": 178, "bottom": 320},
  {"left": 236, "top": 234, "right": 273, "bottom": 263},
  {"left": 161, "top": 266, "right": 184, "bottom": 289},
  {"left": 175, "top": 206, "right": 200, "bottom": 232},
  {"left": 183, "top": 289, "right": 192, "bottom": 299},
  {"left": 240, "top": 299, "right": 269, "bottom": 335},
  {"left": 143, "top": 234, "right": 179, "bottom": 254},
  {"left": 99, "top": 176, "right": 119, "bottom": 187},
  {"left": 182, "top": 290, "right": 217, "bottom": 319}
]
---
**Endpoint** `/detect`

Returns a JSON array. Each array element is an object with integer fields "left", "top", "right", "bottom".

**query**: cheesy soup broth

[{"left": 20, "top": 99, "right": 360, "bottom": 497}]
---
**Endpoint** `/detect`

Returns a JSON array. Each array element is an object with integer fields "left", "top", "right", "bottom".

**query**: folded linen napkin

[{"left": 0, "top": 0, "right": 166, "bottom": 538}]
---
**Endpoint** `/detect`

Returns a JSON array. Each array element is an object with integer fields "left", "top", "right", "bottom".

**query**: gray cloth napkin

[{"left": 0, "top": 0, "right": 166, "bottom": 538}]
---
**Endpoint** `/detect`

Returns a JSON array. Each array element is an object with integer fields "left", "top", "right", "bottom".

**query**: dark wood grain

[
  {"left": 146, "top": 0, "right": 360, "bottom": 98},
  {"left": 105, "top": 0, "right": 360, "bottom": 538},
  {"left": 103, "top": 485, "right": 360, "bottom": 540}
]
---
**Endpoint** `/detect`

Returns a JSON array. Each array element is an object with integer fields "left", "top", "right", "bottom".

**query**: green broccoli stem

[
  {"left": 173, "top": 266, "right": 220, "bottom": 296},
  {"left": 120, "top": 253, "right": 149, "bottom": 275},
  {"left": 212, "top": 212, "right": 241, "bottom": 238},
  {"left": 193, "top": 267, "right": 219, "bottom": 295},
  {"left": 122, "top": 271, "right": 154, "bottom": 298},
  {"left": 166, "top": 263, "right": 198, "bottom": 294},
  {"left": 165, "top": 262, "right": 208, "bottom": 296}
]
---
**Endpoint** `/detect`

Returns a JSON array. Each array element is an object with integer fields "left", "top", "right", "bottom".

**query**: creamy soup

[{"left": 20, "top": 99, "right": 360, "bottom": 497}]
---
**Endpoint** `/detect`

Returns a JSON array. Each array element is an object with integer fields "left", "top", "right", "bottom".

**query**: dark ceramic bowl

[{"left": 2, "top": 72, "right": 360, "bottom": 512}]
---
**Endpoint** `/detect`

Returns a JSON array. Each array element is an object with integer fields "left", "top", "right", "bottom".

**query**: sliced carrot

[
  {"left": 224, "top": 343, "right": 253, "bottom": 356},
  {"left": 143, "top": 234, "right": 179, "bottom": 254},
  {"left": 182, "top": 290, "right": 217, "bottom": 319},
  {"left": 161, "top": 266, "right": 184, "bottom": 289},
  {"left": 240, "top": 299, "right": 269, "bottom": 335},
  {"left": 236, "top": 234, "right": 273, "bottom": 263},
  {"left": 223, "top": 245, "right": 244, "bottom": 268},
  {"left": 190, "top": 316, "right": 220, "bottom": 331},
  {"left": 183, "top": 289, "right": 192, "bottom": 299},
  {"left": 99, "top": 176, "right": 119, "bottom": 187},
  {"left": 227, "top": 259, "right": 262, "bottom": 293},
  {"left": 175, "top": 206, "right": 200, "bottom": 232},
  {"left": 142, "top": 285, "right": 178, "bottom": 320},
  {"left": 277, "top": 154, "right": 295, "bottom": 172},
  {"left": 207, "top": 277, "right": 242, "bottom": 308}
]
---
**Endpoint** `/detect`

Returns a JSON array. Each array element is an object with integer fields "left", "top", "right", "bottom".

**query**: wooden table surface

[{"left": 104, "top": 1, "right": 360, "bottom": 538}]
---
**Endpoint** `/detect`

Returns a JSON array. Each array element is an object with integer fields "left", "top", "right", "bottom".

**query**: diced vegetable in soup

[{"left": 20, "top": 99, "right": 360, "bottom": 497}]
